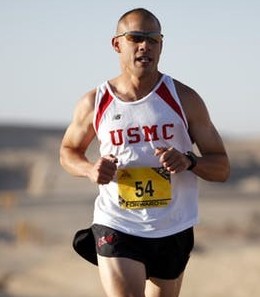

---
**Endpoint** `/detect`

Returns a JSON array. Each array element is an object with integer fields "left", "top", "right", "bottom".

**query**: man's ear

[{"left": 112, "top": 37, "right": 121, "bottom": 53}]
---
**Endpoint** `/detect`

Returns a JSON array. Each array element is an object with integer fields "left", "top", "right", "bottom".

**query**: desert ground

[{"left": 0, "top": 126, "right": 259, "bottom": 297}]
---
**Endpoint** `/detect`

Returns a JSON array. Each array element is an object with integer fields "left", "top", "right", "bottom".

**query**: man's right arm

[
  {"left": 59, "top": 90, "right": 117, "bottom": 184},
  {"left": 59, "top": 90, "right": 96, "bottom": 178}
]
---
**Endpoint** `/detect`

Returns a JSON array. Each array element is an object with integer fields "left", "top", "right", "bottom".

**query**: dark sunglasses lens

[
  {"left": 125, "top": 34, "right": 145, "bottom": 43},
  {"left": 147, "top": 36, "right": 158, "bottom": 44},
  {"left": 150, "top": 34, "right": 161, "bottom": 43},
  {"left": 124, "top": 32, "right": 162, "bottom": 44}
]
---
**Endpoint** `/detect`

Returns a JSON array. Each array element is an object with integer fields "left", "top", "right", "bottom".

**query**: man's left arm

[{"left": 177, "top": 81, "right": 230, "bottom": 182}]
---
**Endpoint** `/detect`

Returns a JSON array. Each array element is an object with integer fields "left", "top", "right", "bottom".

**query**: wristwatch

[{"left": 184, "top": 151, "right": 198, "bottom": 170}]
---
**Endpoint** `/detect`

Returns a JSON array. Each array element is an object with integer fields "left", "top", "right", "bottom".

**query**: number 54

[{"left": 135, "top": 180, "right": 155, "bottom": 197}]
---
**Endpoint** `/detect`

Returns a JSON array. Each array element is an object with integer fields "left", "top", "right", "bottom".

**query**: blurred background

[{"left": 1, "top": 1, "right": 259, "bottom": 297}]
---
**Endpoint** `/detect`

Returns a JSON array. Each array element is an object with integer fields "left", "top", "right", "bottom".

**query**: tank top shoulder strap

[
  {"left": 93, "top": 81, "right": 114, "bottom": 133},
  {"left": 156, "top": 75, "right": 189, "bottom": 129}
]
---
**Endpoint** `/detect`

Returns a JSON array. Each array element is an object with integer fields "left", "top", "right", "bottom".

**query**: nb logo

[{"left": 112, "top": 114, "right": 122, "bottom": 120}]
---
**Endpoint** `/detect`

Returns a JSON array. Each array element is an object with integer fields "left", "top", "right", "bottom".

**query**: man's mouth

[{"left": 136, "top": 56, "right": 152, "bottom": 63}]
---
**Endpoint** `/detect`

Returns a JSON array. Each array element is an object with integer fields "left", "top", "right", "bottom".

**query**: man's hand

[
  {"left": 90, "top": 154, "right": 118, "bottom": 184},
  {"left": 154, "top": 147, "right": 191, "bottom": 173}
]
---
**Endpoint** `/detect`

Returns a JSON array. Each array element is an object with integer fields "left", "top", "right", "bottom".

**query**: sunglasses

[{"left": 115, "top": 31, "right": 163, "bottom": 44}]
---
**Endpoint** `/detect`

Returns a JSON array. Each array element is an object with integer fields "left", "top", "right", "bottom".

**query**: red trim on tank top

[
  {"left": 95, "top": 89, "right": 113, "bottom": 132},
  {"left": 156, "top": 82, "right": 187, "bottom": 129}
]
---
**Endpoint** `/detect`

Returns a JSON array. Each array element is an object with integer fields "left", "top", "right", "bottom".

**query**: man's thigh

[
  {"left": 145, "top": 273, "right": 184, "bottom": 297},
  {"left": 98, "top": 256, "right": 147, "bottom": 297}
]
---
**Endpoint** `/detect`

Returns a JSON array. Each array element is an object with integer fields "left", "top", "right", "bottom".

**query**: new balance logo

[{"left": 112, "top": 114, "right": 122, "bottom": 120}]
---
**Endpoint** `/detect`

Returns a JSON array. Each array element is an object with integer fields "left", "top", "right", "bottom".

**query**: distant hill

[
  {"left": 0, "top": 124, "right": 259, "bottom": 196},
  {"left": 0, "top": 124, "right": 98, "bottom": 195},
  {"left": 0, "top": 125, "right": 66, "bottom": 149}
]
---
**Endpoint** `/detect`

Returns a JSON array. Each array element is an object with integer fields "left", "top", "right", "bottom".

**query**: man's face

[{"left": 113, "top": 13, "right": 163, "bottom": 78}]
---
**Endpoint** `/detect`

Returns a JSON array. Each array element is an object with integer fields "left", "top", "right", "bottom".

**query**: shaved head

[{"left": 116, "top": 8, "right": 162, "bottom": 34}]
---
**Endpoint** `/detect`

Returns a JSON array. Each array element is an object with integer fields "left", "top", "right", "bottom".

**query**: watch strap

[{"left": 184, "top": 151, "right": 197, "bottom": 170}]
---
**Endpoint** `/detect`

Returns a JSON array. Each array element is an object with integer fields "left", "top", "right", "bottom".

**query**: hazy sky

[{"left": 1, "top": 0, "right": 259, "bottom": 138}]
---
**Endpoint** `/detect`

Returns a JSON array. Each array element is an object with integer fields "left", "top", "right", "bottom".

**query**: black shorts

[{"left": 92, "top": 224, "right": 194, "bottom": 280}]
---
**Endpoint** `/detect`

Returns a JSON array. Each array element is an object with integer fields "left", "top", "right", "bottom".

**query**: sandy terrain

[
  {"left": 0, "top": 126, "right": 259, "bottom": 297},
  {"left": 1, "top": 190, "right": 259, "bottom": 297}
]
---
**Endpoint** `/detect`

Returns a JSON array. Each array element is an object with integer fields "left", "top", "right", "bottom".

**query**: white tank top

[{"left": 92, "top": 74, "right": 199, "bottom": 238}]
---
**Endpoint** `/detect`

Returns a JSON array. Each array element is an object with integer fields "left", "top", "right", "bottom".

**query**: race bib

[{"left": 117, "top": 167, "right": 171, "bottom": 209}]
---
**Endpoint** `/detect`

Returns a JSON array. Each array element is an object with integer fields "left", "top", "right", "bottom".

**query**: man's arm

[
  {"left": 176, "top": 80, "right": 230, "bottom": 182},
  {"left": 59, "top": 90, "right": 117, "bottom": 184}
]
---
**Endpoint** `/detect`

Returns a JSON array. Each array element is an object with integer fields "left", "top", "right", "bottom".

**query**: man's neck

[{"left": 110, "top": 71, "right": 162, "bottom": 102}]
